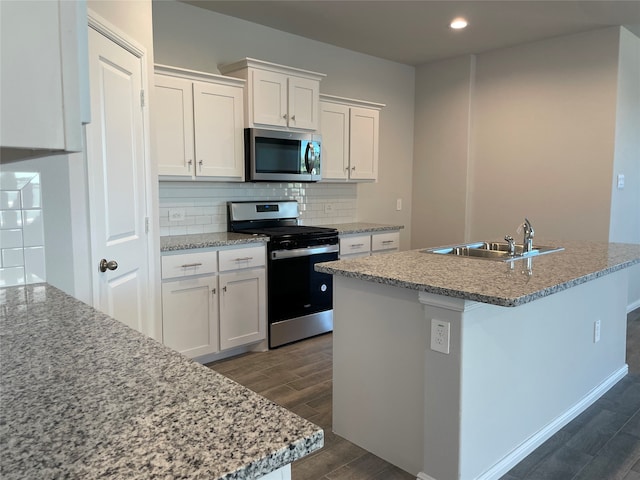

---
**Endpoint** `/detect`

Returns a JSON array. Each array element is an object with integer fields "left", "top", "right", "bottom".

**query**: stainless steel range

[{"left": 228, "top": 200, "right": 339, "bottom": 348}]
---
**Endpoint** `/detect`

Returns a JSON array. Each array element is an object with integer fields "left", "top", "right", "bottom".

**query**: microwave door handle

[{"left": 304, "top": 143, "right": 314, "bottom": 173}]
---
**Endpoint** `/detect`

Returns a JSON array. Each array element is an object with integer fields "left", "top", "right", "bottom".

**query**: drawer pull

[
  {"left": 381, "top": 240, "right": 395, "bottom": 245},
  {"left": 234, "top": 256, "right": 253, "bottom": 262},
  {"left": 350, "top": 243, "right": 364, "bottom": 248},
  {"left": 180, "top": 262, "right": 202, "bottom": 268}
]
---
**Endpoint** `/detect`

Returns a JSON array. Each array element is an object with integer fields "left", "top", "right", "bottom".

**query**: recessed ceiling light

[{"left": 450, "top": 17, "right": 468, "bottom": 30}]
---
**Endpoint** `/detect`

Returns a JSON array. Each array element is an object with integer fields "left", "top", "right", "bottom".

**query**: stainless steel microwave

[{"left": 245, "top": 128, "right": 322, "bottom": 182}]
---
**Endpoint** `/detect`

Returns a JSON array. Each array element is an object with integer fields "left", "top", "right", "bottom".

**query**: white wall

[
  {"left": 151, "top": 0, "right": 415, "bottom": 250},
  {"left": 470, "top": 27, "right": 620, "bottom": 243},
  {"left": 412, "top": 55, "right": 475, "bottom": 248}
]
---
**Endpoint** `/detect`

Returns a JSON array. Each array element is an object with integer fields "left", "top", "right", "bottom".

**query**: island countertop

[
  {"left": 315, "top": 239, "right": 640, "bottom": 307},
  {"left": 0, "top": 284, "right": 323, "bottom": 479}
]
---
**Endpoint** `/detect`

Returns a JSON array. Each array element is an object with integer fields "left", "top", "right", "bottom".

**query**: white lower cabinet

[
  {"left": 161, "top": 245, "right": 266, "bottom": 359},
  {"left": 339, "top": 234, "right": 371, "bottom": 259},
  {"left": 219, "top": 268, "right": 266, "bottom": 350},
  {"left": 339, "top": 231, "right": 400, "bottom": 259},
  {"left": 371, "top": 231, "right": 400, "bottom": 254},
  {"left": 161, "top": 276, "right": 218, "bottom": 358}
]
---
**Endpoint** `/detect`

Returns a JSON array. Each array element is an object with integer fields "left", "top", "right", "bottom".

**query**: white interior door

[{"left": 86, "top": 26, "right": 149, "bottom": 333}]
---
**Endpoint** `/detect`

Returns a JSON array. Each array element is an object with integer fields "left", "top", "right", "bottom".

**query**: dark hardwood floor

[{"left": 208, "top": 309, "right": 640, "bottom": 480}]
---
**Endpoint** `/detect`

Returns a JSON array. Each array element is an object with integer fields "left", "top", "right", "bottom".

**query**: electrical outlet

[
  {"left": 168, "top": 208, "right": 186, "bottom": 221},
  {"left": 324, "top": 203, "right": 334, "bottom": 214},
  {"left": 396, "top": 198, "right": 402, "bottom": 211},
  {"left": 594, "top": 319, "right": 601, "bottom": 343},
  {"left": 430, "top": 319, "right": 450, "bottom": 354}
]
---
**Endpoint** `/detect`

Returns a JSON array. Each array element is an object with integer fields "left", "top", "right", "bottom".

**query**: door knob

[{"left": 99, "top": 259, "right": 118, "bottom": 272}]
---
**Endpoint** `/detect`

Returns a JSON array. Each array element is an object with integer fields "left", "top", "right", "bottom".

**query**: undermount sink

[{"left": 421, "top": 241, "right": 564, "bottom": 262}]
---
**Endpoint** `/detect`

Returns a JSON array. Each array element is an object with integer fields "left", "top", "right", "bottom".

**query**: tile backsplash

[
  {"left": 0, "top": 172, "right": 46, "bottom": 287},
  {"left": 159, "top": 181, "right": 358, "bottom": 236}
]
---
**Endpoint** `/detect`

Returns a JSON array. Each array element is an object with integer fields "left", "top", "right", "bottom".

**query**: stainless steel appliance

[
  {"left": 228, "top": 200, "right": 338, "bottom": 348},
  {"left": 245, "top": 128, "right": 322, "bottom": 182}
]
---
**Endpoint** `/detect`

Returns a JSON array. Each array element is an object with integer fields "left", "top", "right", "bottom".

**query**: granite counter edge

[{"left": 316, "top": 258, "right": 640, "bottom": 308}]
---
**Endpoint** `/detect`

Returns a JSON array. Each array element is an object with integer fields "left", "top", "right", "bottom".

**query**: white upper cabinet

[
  {"left": 320, "top": 95, "right": 384, "bottom": 182},
  {"left": 220, "top": 58, "right": 325, "bottom": 131},
  {"left": 0, "top": 0, "right": 89, "bottom": 160},
  {"left": 154, "top": 65, "right": 245, "bottom": 180}
]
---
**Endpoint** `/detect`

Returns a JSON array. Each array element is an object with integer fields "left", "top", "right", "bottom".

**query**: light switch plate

[{"left": 617, "top": 174, "right": 625, "bottom": 190}]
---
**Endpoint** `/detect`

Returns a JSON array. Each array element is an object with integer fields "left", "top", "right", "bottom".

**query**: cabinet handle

[
  {"left": 381, "top": 240, "right": 394, "bottom": 245},
  {"left": 234, "top": 256, "right": 253, "bottom": 262},
  {"left": 223, "top": 286, "right": 227, "bottom": 293},
  {"left": 282, "top": 114, "right": 287, "bottom": 119},
  {"left": 291, "top": 115, "right": 296, "bottom": 120},
  {"left": 351, "top": 244, "right": 364, "bottom": 248},
  {"left": 180, "top": 262, "right": 202, "bottom": 268},
  {"left": 198, "top": 159, "right": 203, "bottom": 171},
  {"left": 187, "top": 159, "right": 193, "bottom": 171},
  {"left": 351, "top": 166, "right": 356, "bottom": 171},
  {"left": 212, "top": 288, "right": 216, "bottom": 294}
]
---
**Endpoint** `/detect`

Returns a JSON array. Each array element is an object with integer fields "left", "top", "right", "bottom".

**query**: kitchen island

[
  {"left": 0, "top": 284, "right": 323, "bottom": 479},
  {"left": 316, "top": 240, "right": 640, "bottom": 480}
]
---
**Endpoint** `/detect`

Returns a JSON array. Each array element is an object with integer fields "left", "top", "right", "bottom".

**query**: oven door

[{"left": 268, "top": 245, "right": 338, "bottom": 347}]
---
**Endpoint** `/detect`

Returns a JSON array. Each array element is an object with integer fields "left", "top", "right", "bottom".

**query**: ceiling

[{"left": 181, "top": 0, "right": 640, "bottom": 65}]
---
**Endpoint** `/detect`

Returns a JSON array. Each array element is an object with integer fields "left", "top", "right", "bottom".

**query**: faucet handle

[
  {"left": 523, "top": 218, "right": 534, "bottom": 237},
  {"left": 504, "top": 235, "right": 516, "bottom": 255}
]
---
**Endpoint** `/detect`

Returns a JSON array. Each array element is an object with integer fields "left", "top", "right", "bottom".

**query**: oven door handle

[{"left": 271, "top": 244, "right": 339, "bottom": 260}]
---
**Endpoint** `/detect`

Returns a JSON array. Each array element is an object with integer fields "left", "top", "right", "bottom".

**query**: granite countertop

[
  {"left": 0, "top": 284, "right": 323, "bottom": 479},
  {"left": 319, "top": 222, "right": 404, "bottom": 235},
  {"left": 316, "top": 239, "right": 640, "bottom": 307},
  {"left": 161, "top": 232, "right": 267, "bottom": 252}
]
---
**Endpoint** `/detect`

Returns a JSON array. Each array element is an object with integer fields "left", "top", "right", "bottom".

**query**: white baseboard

[
  {"left": 476, "top": 365, "right": 628, "bottom": 480},
  {"left": 417, "top": 366, "right": 628, "bottom": 480},
  {"left": 416, "top": 473, "right": 436, "bottom": 480},
  {"left": 628, "top": 298, "right": 640, "bottom": 314}
]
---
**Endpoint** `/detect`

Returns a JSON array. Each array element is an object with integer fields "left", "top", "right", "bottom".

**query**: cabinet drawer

[
  {"left": 219, "top": 245, "right": 266, "bottom": 271},
  {"left": 339, "top": 235, "right": 371, "bottom": 256},
  {"left": 161, "top": 251, "right": 218, "bottom": 279},
  {"left": 371, "top": 232, "right": 400, "bottom": 252}
]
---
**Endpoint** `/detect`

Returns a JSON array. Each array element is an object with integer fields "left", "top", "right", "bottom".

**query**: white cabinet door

[
  {"left": 0, "top": 0, "right": 85, "bottom": 156},
  {"left": 155, "top": 75, "right": 194, "bottom": 176},
  {"left": 162, "top": 276, "right": 219, "bottom": 358},
  {"left": 319, "top": 102, "right": 350, "bottom": 180},
  {"left": 219, "top": 268, "right": 266, "bottom": 350},
  {"left": 251, "top": 69, "right": 288, "bottom": 128},
  {"left": 349, "top": 107, "right": 379, "bottom": 181},
  {"left": 288, "top": 76, "right": 320, "bottom": 131},
  {"left": 193, "top": 81, "right": 244, "bottom": 179}
]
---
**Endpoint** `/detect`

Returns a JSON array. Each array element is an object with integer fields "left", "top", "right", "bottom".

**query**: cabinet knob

[
  {"left": 282, "top": 114, "right": 287, "bottom": 119},
  {"left": 351, "top": 166, "right": 356, "bottom": 171},
  {"left": 291, "top": 115, "right": 296, "bottom": 121},
  {"left": 187, "top": 159, "right": 193, "bottom": 171}
]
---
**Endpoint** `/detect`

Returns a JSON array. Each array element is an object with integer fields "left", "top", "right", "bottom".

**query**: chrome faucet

[{"left": 522, "top": 218, "right": 534, "bottom": 253}]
